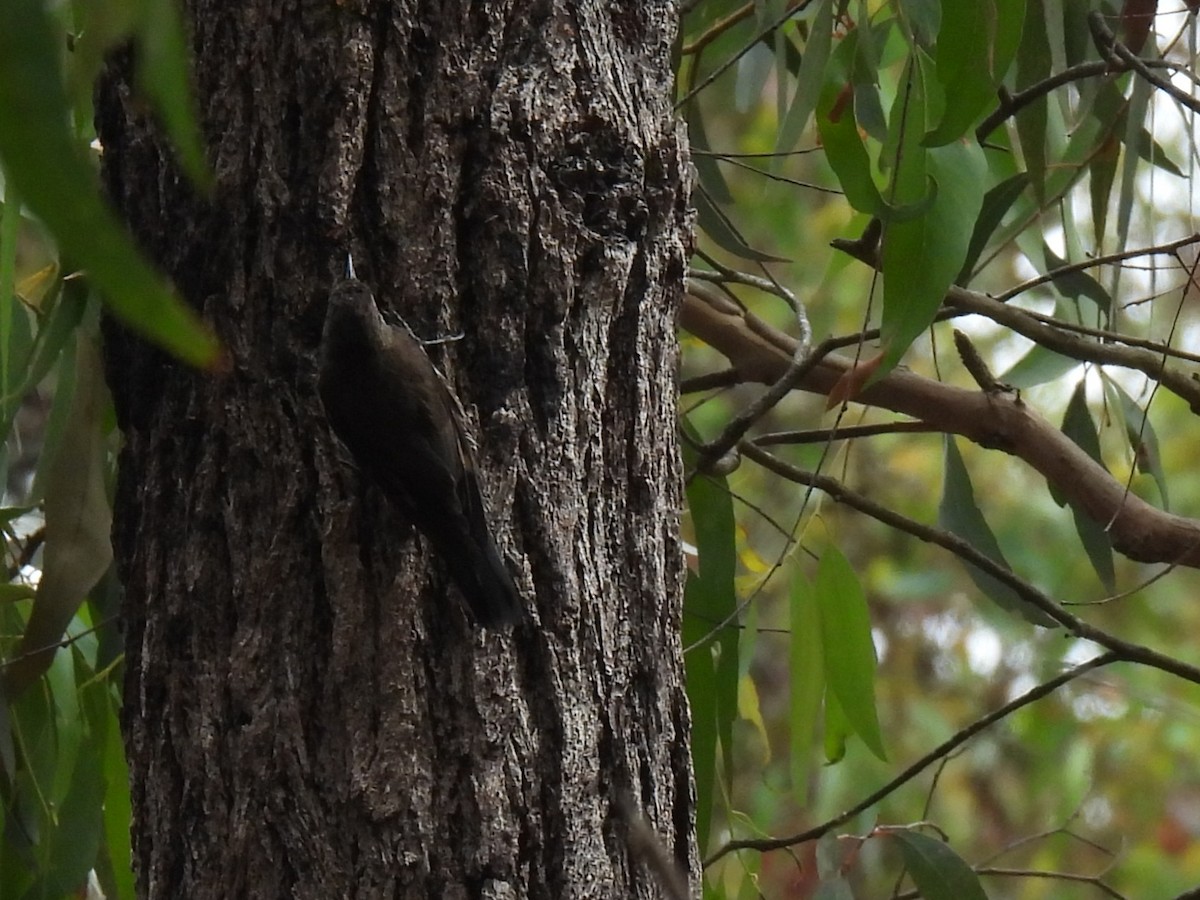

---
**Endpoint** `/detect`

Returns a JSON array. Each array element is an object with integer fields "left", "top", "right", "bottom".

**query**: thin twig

[
  {"left": 704, "top": 652, "right": 1119, "bottom": 866},
  {"left": 739, "top": 441, "right": 1200, "bottom": 685}
]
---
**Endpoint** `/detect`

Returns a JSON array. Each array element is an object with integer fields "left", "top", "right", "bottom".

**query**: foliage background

[{"left": 679, "top": 1, "right": 1200, "bottom": 898}]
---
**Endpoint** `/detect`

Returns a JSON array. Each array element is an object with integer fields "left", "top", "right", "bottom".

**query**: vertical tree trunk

[{"left": 97, "top": 2, "right": 693, "bottom": 897}]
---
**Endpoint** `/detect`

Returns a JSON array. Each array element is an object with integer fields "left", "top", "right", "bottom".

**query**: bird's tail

[
  {"left": 430, "top": 469, "right": 523, "bottom": 628},
  {"left": 449, "top": 534, "right": 524, "bottom": 628}
]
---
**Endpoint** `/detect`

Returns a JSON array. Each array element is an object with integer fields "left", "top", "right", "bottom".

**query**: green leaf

[
  {"left": 0, "top": 186, "right": 20, "bottom": 413},
  {"left": 0, "top": 0, "right": 221, "bottom": 368},
  {"left": 1088, "top": 132, "right": 1120, "bottom": 248},
  {"left": 891, "top": 830, "right": 988, "bottom": 900},
  {"left": 683, "top": 572, "right": 718, "bottom": 858},
  {"left": 1058, "top": 381, "right": 1115, "bottom": 592},
  {"left": 854, "top": 83, "right": 889, "bottom": 145},
  {"left": 135, "top": 0, "right": 212, "bottom": 190},
  {"left": 926, "top": 0, "right": 1026, "bottom": 146},
  {"left": 682, "top": 430, "right": 739, "bottom": 855},
  {"left": 776, "top": 0, "right": 834, "bottom": 155},
  {"left": 815, "top": 545, "right": 885, "bottom": 760},
  {"left": 997, "top": 344, "right": 1078, "bottom": 389},
  {"left": 735, "top": 43, "right": 774, "bottom": 113},
  {"left": 957, "top": 173, "right": 1030, "bottom": 284},
  {"left": 46, "top": 644, "right": 82, "bottom": 806},
  {"left": 1106, "top": 378, "right": 1169, "bottom": 510},
  {"left": 0, "top": 583, "right": 38, "bottom": 603},
  {"left": 879, "top": 137, "right": 988, "bottom": 376},
  {"left": 789, "top": 567, "right": 824, "bottom": 801},
  {"left": 817, "top": 34, "right": 885, "bottom": 215},
  {"left": 939, "top": 437, "right": 1057, "bottom": 626},
  {"left": 992, "top": 0, "right": 1029, "bottom": 92},
  {"left": 84, "top": 661, "right": 133, "bottom": 899},
  {"left": 6, "top": 334, "right": 114, "bottom": 695},
  {"left": 0, "top": 688, "right": 14, "bottom": 782},
  {"left": 38, "top": 701, "right": 106, "bottom": 898},
  {"left": 822, "top": 684, "right": 851, "bottom": 764},
  {"left": 694, "top": 186, "right": 789, "bottom": 262},
  {"left": 3, "top": 279, "right": 89, "bottom": 432},
  {"left": 28, "top": 327, "right": 79, "bottom": 504},
  {"left": 1013, "top": 0, "right": 1051, "bottom": 200},
  {"left": 689, "top": 109, "right": 732, "bottom": 204},
  {"left": 1132, "top": 126, "right": 1185, "bottom": 178},
  {"left": 1036, "top": 93, "right": 1116, "bottom": 212},
  {"left": 897, "top": 0, "right": 941, "bottom": 46},
  {"left": 1041, "top": 244, "right": 1112, "bottom": 313}
]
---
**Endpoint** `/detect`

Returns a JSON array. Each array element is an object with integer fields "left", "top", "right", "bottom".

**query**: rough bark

[{"left": 97, "top": 2, "right": 693, "bottom": 897}]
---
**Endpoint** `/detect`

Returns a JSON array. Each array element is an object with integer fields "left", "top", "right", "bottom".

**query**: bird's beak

[{"left": 346, "top": 254, "right": 357, "bottom": 280}]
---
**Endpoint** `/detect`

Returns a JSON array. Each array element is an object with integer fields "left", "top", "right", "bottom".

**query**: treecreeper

[{"left": 318, "top": 270, "right": 523, "bottom": 628}]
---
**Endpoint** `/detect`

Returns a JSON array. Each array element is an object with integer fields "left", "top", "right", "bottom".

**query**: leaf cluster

[{"left": 680, "top": 0, "right": 1200, "bottom": 896}]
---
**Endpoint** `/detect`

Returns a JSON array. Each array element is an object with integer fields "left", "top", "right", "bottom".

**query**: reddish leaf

[
  {"left": 829, "top": 81, "right": 853, "bottom": 123},
  {"left": 825, "top": 351, "right": 885, "bottom": 408},
  {"left": 1121, "top": 0, "right": 1157, "bottom": 53}
]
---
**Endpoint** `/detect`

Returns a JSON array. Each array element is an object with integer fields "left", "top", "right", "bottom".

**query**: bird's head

[{"left": 322, "top": 277, "right": 386, "bottom": 363}]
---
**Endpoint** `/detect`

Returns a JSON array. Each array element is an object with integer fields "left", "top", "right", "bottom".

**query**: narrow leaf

[
  {"left": 815, "top": 545, "right": 885, "bottom": 760},
  {"left": 5, "top": 335, "right": 114, "bottom": 695},
  {"left": 1107, "top": 379, "right": 1169, "bottom": 509},
  {"left": 880, "top": 138, "right": 988, "bottom": 376},
  {"left": 891, "top": 831, "right": 988, "bottom": 900},
  {"left": 1042, "top": 244, "right": 1112, "bottom": 313},
  {"left": 939, "top": 437, "right": 1057, "bottom": 626},
  {"left": 957, "top": 173, "right": 1030, "bottom": 284},
  {"left": 136, "top": 0, "right": 212, "bottom": 189},
  {"left": 777, "top": 0, "right": 834, "bottom": 154},
  {"left": 694, "top": 187, "right": 789, "bottom": 262},
  {"left": 1013, "top": 0, "right": 1051, "bottom": 199},
  {"left": 1089, "top": 133, "right": 1120, "bottom": 247},
  {"left": 997, "top": 344, "right": 1078, "bottom": 389},
  {"left": 789, "top": 568, "right": 824, "bottom": 800},
  {"left": 926, "top": 1, "right": 1015, "bottom": 146},
  {"left": 1059, "top": 381, "right": 1115, "bottom": 591},
  {"left": 682, "top": 435, "right": 740, "bottom": 855},
  {"left": 0, "top": 0, "right": 221, "bottom": 368},
  {"left": 822, "top": 685, "right": 851, "bottom": 764},
  {"left": 818, "top": 32, "right": 885, "bottom": 215},
  {"left": 689, "top": 110, "right": 733, "bottom": 204}
]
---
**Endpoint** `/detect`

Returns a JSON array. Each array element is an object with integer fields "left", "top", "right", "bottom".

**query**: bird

[{"left": 318, "top": 262, "right": 523, "bottom": 628}]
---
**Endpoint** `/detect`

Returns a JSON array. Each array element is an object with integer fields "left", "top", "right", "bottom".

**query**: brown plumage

[{"left": 318, "top": 278, "right": 522, "bottom": 628}]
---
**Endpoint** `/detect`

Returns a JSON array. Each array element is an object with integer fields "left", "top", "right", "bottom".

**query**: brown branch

[
  {"left": 680, "top": 290, "right": 1200, "bottom": 569},
  {"left": 755, "top": 420, "right": 938, "bottom": 445},
  {"left": 832, "top": 230, "right": 1200, "bottom": 411},
  {"left": 975, "top": 57, "right": 1190, "bottom": 142},
  {"left": 1089, "top": 11, "right": 1200, "bottom": 117},
  {"left": 995, "top": 233, "right": 1200, "bottom": 303}
]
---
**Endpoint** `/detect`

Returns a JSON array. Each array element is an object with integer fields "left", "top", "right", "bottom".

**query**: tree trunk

[{"left": 96, "top": 3, "right": 693, "bottom": 896}]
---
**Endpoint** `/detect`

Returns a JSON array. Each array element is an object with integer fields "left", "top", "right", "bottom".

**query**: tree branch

[
  {"left": 680, "top": 290, "right": 1200, "bottom": 570},
  {"left": 944, "top": 285, "right": 1200, "bottom": 413}
]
